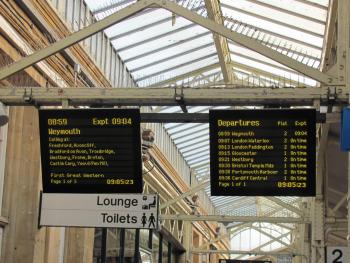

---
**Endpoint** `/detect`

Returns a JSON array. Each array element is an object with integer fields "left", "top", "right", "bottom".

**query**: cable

[{"left": 142, "top": 156, "right": 155, "bottom": 175}]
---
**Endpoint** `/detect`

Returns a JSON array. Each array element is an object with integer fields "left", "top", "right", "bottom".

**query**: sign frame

[
  {"left": 39, "top": 193, "right": 159, "bottom": 229},
  {"left": 38, "top": 108, "right": 142, "bottom": 194},
  {"left": 210, "top": 109, "right": 316, "bottom": 196}
]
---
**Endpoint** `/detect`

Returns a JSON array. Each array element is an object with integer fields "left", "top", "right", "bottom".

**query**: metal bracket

[
  {"left": 23, "top": 88, "right": 33, "bottom": 103},
  {"left": 174, "top": 85, "right": 188, "bottom": 113},
  {"left": 326, "top": 86, "right": 342, "bottom": 105}
]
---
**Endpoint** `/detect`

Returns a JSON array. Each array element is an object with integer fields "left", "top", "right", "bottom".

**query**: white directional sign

[
  {"left": 40, "top": 193, "right": 158, "bottom": 229},
  {"left": 327, "top": 247, "right": 348, "bottom": 263}
]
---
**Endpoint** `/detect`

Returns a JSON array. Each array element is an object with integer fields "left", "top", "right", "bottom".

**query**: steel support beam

[
  {"left": 0, "top": 0, "right": 155, "bottom": 81},
  {"left": 250, "top": 226, "right": 290, "bottom": 247},
  {"left": 235, "top": 231, "right": 292, "bottom": 260},
  {"left": 330, "top": 193, "right": 347, "bottom": 215},
  {"left": 110, "top": 4, "right": 204, "bottom": 40},
  {"left": 159, "top": 179, "right": 209, "bottom": 209},
  {"left": 204, "top": 0, "right": 234, "bottom": 83},
  {"left": 264, "top": 197, "right": 303, "bottom": 216},
  {"left": 0, "top": 86, "right": 347, "bottom": 106},
  {"left": 159, "top": 214, "right": 308, "bottom": 223}
]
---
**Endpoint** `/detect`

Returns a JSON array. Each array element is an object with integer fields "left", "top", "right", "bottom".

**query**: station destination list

[
  {"left": 39, "top": 109, "right": 142, "bottom": 193},
  {"left": 210, "top": 109, "right": 316, "bottom": 196}
]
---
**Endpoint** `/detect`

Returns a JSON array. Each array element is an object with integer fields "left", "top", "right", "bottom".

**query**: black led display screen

[
  {"left": 39, "top": 109, "right": 142, "bottom": 193},
  {"left": 210, "top": 109, "right": 316, "bottom": 196}
]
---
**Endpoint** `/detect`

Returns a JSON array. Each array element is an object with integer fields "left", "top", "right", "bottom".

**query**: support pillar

[
  {"left": 294, "top": 201, "right": 310, "bottom": 263},
  {"left": 311, "top": 199, "right": 325, "bottom": 263},
  {"left": 0, "top": 107, "right": 46, "bottom": 263},
  {"left": 63, "top": 228, "right": 94, "bottom": 263},
  {"left": 310, "top": 100, "right": 327, "bottom": 263},
  {"left": 183, "top": 221, "right": 192, "bottom": 263}
]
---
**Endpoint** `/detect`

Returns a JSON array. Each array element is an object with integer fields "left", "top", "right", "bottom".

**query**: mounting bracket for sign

[
  {"left": 174, "top": 85, "right": 188, "bottom": 113},
  {"left": 326, "top": 86, "right": 342, "bottom": 104},
  {"left": 61, "top": 99, "right": 70, "bottom": 109},
  {"left": 23, "top": 88, "right": 33, "bottom": 103}
]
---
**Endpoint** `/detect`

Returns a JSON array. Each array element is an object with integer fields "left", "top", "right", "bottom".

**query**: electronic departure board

[
  {"left": 210, "top": 109, "right": 316, "bottom": 196},
  {"left": 39, "top": 109, "right": 142, "bottom": 193}
]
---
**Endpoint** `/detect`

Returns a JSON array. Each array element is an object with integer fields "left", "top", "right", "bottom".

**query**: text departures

[
  {"left": 39, "top": 109, "right": 142, "bottom": 193},
  {"left": 210, "top": 109, "right": 316, "bottom": 196}
]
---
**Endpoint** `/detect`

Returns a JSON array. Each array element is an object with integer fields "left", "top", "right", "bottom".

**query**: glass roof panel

[
  {"left": 111, "top": 22, "right": 206, "bottom": 53},
  {"left": 221, "top": 0, "right": 326, "bottom": 33},
  {"left": 125, "top": 35, "right": 214, "bottom": 69},
  {"left": 85, "top": 0, "right": 329, "bottom": 239},
  {"left": 130, "top": 46, "right": 217, "bottom": 76},
  {"left": 136, "top": 55, "right": 219, "bottom": 86},
  {"left": 104, "top": 9, "right": 175, "bottom": 37},
  {"left": 254, "top": 0, "right": 328, "bottom": 20},
  {"left": 222, "top": 6, "right": 324, "bottom": 46}
]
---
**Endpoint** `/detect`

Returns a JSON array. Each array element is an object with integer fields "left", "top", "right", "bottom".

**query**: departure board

[
  {"left": 210, "top": 109, "right": 316, "bottom": 196},
  {"left": 39, "top": 109, "right": 142, "bottom": 193}
]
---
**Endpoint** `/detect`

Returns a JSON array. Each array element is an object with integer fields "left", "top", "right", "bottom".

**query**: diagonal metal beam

[
  {"left": 264, "top": 197, "right": 303, "bottom": 216},
  {"left": 228, "top": 200, "right": 300, "bottom": 234},
  {"left": 159, "top": 178, "right": 209, "bottom": 209},
  {"left": 110, "top": 4, "right": 205, "bottom": 40},
  {"left": 330, "top": 192, "right": 347, "bottom": 215},
  {"left": 251, "top": 226, "right": 290, "bottom": 247},
  {"left": 235, "top": 230, "right": 292, "bottom": 260},
  {"left": 204, "top": 0, "right": 234, "bottom": 83},
  {"left": 0, "top": 0, "right": 155, "bottom": 81}
]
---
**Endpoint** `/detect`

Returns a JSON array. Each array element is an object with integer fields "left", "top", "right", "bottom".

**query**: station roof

[{"left": 85, "top": 0, "right": 331, "bottom": 251}]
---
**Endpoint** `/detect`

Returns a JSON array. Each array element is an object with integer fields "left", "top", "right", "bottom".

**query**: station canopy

[{"left": 85, "top": 0, "right": 329, "bottom": 256}]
